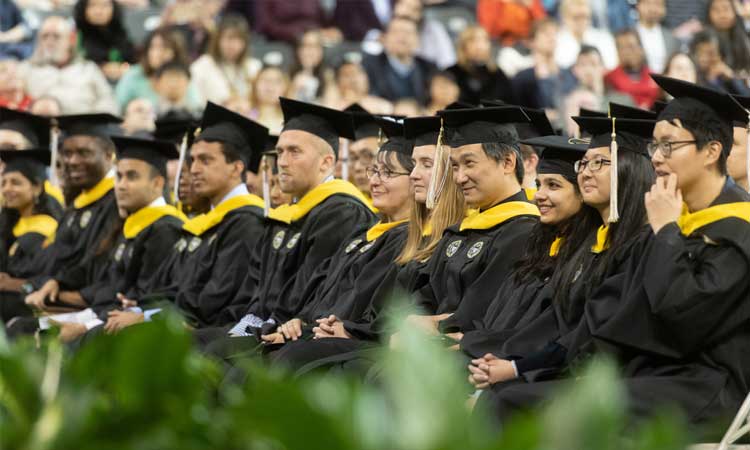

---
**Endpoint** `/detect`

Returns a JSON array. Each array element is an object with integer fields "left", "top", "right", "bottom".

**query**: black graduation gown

[
  {"left": 28, "top": 177, "right": 119, "bottom": 291},
  {"left": 169, "top": 197, "right": 267, "bottom": 328},
  {"left": 221, "top": 188, "right": 377, "bottom": 328},
  {"left": 0, "top": 215, "right": 58, "bottom": 321},
  {"left": 580, "top": 182, "right": 750, "bottom": 424},
  {"left": 88, "top": 212, "right": 185, "bottom": 316},
  {"left": 416, "top": 191, "right": 539, "bottom": 333},
  {"left": 296, "top": 222, "right": 408, "bottom": 326}
]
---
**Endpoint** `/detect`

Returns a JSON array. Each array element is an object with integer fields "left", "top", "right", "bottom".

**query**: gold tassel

[
  {"left": 426, "top": 118, "right": 447, "bottom": 209},
  {"left": 608, "top": 117, "right": 619, "bottom": 223},
  {"left": 261, "top": 155, "right": 271, "bottom": 217}
]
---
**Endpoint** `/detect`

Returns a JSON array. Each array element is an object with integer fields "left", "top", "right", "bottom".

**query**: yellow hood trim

[
  {"left": 123, "top": 205, "right": 187, "bottom": 239},
  {"left": 182, "top": 194, "right": 264, "bottom": 236},
  {"left": 459, "top": 201, "right": 539, "bottom": 231},
  {"left": 73, "top": 176, "right": 115, "bottom": 209},
  {"left": 269, "top": 180, "right": 375, "bottom": 224}
]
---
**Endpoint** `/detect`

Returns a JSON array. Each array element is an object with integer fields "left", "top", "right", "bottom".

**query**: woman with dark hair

[
  {"left": 73, "top": 0, "right": 135, "bottom": 83},
  {"left": 288, "top": 30, "right": 334, "bottom": 103},
  {"left": 706, "top": 0, "right": 750, "bottom": 75},
  {"left": 190, "top": 14, "right": 262, "bottom": 105},
  {"left": 460, "top": 136, "right": 600, "bottom": 360},
  {"left": 470, "top": 117, "right": 657, "bottom": 422},
  {"left": 114, "top": 28, "right": 201, "bottom": 113},
  {"left": 0, "top": 150, "right": 61, "bottom": 322}
]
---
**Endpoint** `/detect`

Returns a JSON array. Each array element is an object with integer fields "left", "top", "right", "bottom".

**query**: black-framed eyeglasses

[
  {"left": 366, "top": 166, "right": 410, "bottom": 180},
  {"left": 574, "top": 157, "right": 611, "bottom": 174},
  {"left": 646, "top": 140, "right": 696, "bottom": 158}
]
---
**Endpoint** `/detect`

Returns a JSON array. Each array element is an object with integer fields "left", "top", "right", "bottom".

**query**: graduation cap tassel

[
  {"left": 261, "top": 155, "right": 271, "bottom": 217},
  {"left": 48, "top": 123, "right": 60, "bottom": 187},
  {"left": 426, "top": 119, "right": 447, "bottom": 210},
  {"left": 173, "top": 132, "right": 189, "bottom": 203},
  {"left": 608, "top": 117, "right": 620, "bottom": 223},
  {"left": 340, "top": 138, "right": 350, "bottom": 181}
]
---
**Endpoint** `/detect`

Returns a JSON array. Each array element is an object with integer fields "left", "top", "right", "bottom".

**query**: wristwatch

[{"left": 20, "top": 282, "right": 34, "bottom": 295}]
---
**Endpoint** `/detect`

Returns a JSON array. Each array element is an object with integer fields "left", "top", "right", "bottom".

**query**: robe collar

[
  {"left": 13, "top": 214, "right": 58, "bottom": 240},
  {"left": 123, "top": 199, "right": 186, "bottom": 239},
  {"left": 44, "top": 181, "right": 64, "bottom": 206},
  {"left": 73, "top": 172, "right": 115, "bottom": 209},
  {"left": 549, "top": 236, "right": 563, "bottom": 256},
  {"left": 366, "top": 219, "right": 407, "bottom": 242},
  {"left": 182, "top": 193, "right": 264, "bottom": 236},
  {"left": 677, "top": 179, "right": 750, "bottom": 236},
  {"left": 459, "top": 191, "right": 539, "bottom": 231},
  {"left": 269, "top": 179, "right": 375, "bottom": 224},
  {"left": 591, "top": 225, "right": 610, "bottom": 254}
]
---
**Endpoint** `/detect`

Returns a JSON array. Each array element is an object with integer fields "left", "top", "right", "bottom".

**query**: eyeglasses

[
  {"left": 646, "top": 140, "right": 696, "bottom": 158},
  {"left": 366, "top": 166, "right": 410, "bottom": 180},
  {"left": 574, "top": 157, "right": 611, "bottom": 174}
]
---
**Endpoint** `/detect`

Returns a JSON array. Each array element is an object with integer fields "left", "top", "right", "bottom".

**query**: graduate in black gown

[
  {"left": 200, "top": 99, "right": 377, "bottom": 347},
  {"left": 0, "top": 150, "right": 61, "bottom": 322},
  {"left": 459, "top": 136, "right": 599, "bottom": 360},
  {"left": 22, "top": 114, "right": 122, "bottom": 313},
  {"left": 0, "top": 107, "right": 64, "bottom": 209},
  {"left": 100, "top": 102, "right": 271, "bottom": 330},
  {"left": 263, "top": 116, "right": 467, "bottom": 372},
  {"left": 399, "top": 105, "right": 540, "bottom": 343},
  {"left": 44, "top": 136, "right": 188, "bottom": 341},
  {"left": 581, "top": 76, "right": 750, "bottom": 426},
  {"left": 469, "top": 116, "right": 658, "bottom": 423}
]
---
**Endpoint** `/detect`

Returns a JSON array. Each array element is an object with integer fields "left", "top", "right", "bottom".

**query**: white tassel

[
  {"left": 426, "top": 120, "right": 447, "bottom": 209},
  {"left": 261, "top": 155, "right": 271, "bottom": 217},
  {"left": 173, "top": 132, "right": 188, "bottom": 203},
  {"left": 49, "top": 124, "right": 60, "bottom": 187},
  {"left": 340, "top": 138, "right": 349, "bottom": 181},
  {"left": 608, "top": 117, "right": 619, "bottom": 223}
]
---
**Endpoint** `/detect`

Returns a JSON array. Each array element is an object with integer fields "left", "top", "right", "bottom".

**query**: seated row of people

[{"left": 0, "top": 74, "right": 748, "bottom": 429}]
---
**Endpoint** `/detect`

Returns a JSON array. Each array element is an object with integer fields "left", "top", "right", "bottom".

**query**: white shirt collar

[
  {"left": 213, "top": 183, "right": 248, "bottom": 210},
  {"left": 149, "top": 196, "right": 167, "bottom": 207}
]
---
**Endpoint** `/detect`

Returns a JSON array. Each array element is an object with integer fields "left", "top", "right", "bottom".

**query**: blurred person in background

[
  {"left": 152, "top": 62, "right": 202, "bottom": 118},
  {"left": 73, "top": 0, "right": 135, "bottom": 83},
  {"left": 0, "top": 59, "right": 32, "bottom": 110},
  {"left": 115, "top": 28, "right": 201, "bottom": 114},
  {"left": 563, "top": 45, "right": 632, "bottom": 107},
  {"left": 690, "top": 30, "right": 750, "bottom": 94},
  {"left": 255, "top": 0, "right": 340, "bottom": 44},
  {"left": 477, "top": 0, "right": 546, "bottom": 46},
  {"left": 394, "top": 0, "right": 456, "bottom": 69},
  {"left": 425, "top": 71, "right": 460, "bottom": 115},
  {"left": 661, "top": 52, "right": 698, "bottom": 88},
  {"left": 393, "top": 98, "right": 422, "bottom": 116},
  {"left": 0, "top": 0, "right": 34, "bottom": 60},
  {"left": 160, "top": 0, "right": 221, "bottom": 59},
  {"left": 249, "top": 65, "right": 288, "bottom": 134},
  {"left": 512, "top": 18, "right": 562, "bottom": 119},
  {"left": 190, "top": 14, "right": 261, "bottom": 106},
  {"left": 635, "top": 0, "right": 679, "bottom": 74},
  {"left": 325, "top": 60, "right": 393, "bottom": 114},
  {"left": 363, "top": 15, "right": 436, "bottom": 105},
  {"left": 288, "top": 30, "right": 334, "bottom": 103},
  {"left": 554, "top": 0, "right": 618, "bottom": 70},
  {"left": 705, "top": 0, "right": 750, "bottom": 75},
  {"left": 120, "top": 98, "right": 156, "bottom": 135},
  {"left": 19, "top": 15, "right": 116, "bottom": 114},
  {"left": 604, "top": 29, "right": 660, "bottom": 108},
  {"left": 447, "top": 25, "right": 513, "bottom": 105},
  {"left": 29, "top": 96, "right": 61, "bottom": 117}
]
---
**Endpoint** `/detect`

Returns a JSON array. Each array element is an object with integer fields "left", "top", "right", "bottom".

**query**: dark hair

[
  {"left": 140, "top": 28, "right": 189, "bottom": 76},
  {"left": 289, "top": 30, "right": 329, "bottom": 99},
  {"left": 690, "top": 29, "right": 720, "bottom": 55},
  {"left": 0, "top": 175, "right": 62, "bottom": 252},
  {"left": 480, "top": 142, "right": 524, "bottom": 185},
  {"left": 578, "top": 44, "right": 602, "bottom": 60},
  {"left": 552, "top": 150, "right": 655, "bottom": 322},
  {"left": 706, "top": 0, "right": 750, "bottom": 72},
  {"left": 671, "top": 113, "right": 730, "bottom": 174},
  {"left": 154, "top": 61, "right": 190, "bottom": 79},
  {"left": 513, "top": 185, "right": 601, "bottom": 284},
  {"left": 208, "top": 13, "right": 251, "bottom": 64},
  {"left": 614, "top": 28, "right": 643, "bottom": 47},
  {"left": 377, "top": 148, "right": 416, "bottom": 175},
  {"left": 73, "top": 0, "right": 134, "bottom": 64},
  {"left": 196, "top": 139, "right": 248, "bottom": 179}
]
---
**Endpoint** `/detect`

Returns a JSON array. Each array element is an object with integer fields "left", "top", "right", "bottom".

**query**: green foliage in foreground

[{"left": 0, "top": 313, "right": 691, "bottom": 450}]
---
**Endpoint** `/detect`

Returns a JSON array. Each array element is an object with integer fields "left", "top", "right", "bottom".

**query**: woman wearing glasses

[
  {"left": 259, "top": 117, "right": 415, "bottom": 356},
  {"left": 469, "top": 116, "right": 656, "bottom": 423}
]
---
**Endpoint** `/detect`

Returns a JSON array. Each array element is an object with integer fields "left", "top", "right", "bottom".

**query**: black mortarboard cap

[
  {"left": 731, "top": 94, "right": 750, "bottom": 126},
  {"left": 0, "top": 108, "right": 51, "bottom": 149},
  {"left": 653, "top": 74, "right": 747, "bottom": 126},
  {"left": 280, "top": 97, "right": 355, "bottom": 156},
  {"left": 572, "top": 116, "right": 654, "bottom": 155},
  {"left": 404, "top": 116, "right": 441, "bottom": 147},
  {"left": 111, "top": 135, "right": 179, "bottom": 177},
  {"left": 266, "top": 134, "right": 279, "bottom": 152},
  {"left": 438, "top": 106, "right": 529, "bottom": 147},
  {"left": 344, "top": 103, "right": 380, "bottom": 141},
  {"left": 445, "top": 100, "right": 475, "bottom": 110},
  {"left": 56, "top": 113, "right": 122, "bottom": 140},
  {"left": 608, "top": 102, "right": 657, "bottom": 121},
  {"left": 196, "top": 101, "right": 268, "bottom": 173},
  {"left": 154, "top": 117, "right": 198, "bottom": 147},
  {"left": 579, "top": 107, "right": 607, "bottom": 118},
  {"left": 521, "top": 135, "right": 588, "bottom": 183},
  {"left": 651, "top": 101, "right": 668, "bottom": 116},
  {"left": 518, "top": 107, "right": 556, "bottom": 140},
  {"left": 374, "top": 116, "right": 412, "bottom": 156},
  {"left": 0, "top": 149, "right": 50, "bottom": 183}
]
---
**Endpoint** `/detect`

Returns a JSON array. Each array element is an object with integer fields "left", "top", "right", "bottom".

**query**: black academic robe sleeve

[
  {"left": 6, "top": 232, "right": 48, "bottom": 279},
  {"left": 640, "top": 222, "right": 750, "bottom": 354},
  {"left": 175, "top": 209, "right": 265, "bottom": 328},
  {"left": 270, "top": 199, "right": 376, "bottom": 324}
]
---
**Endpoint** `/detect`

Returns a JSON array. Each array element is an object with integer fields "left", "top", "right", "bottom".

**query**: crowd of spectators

[{"left": 1, "top": 0, "right": 750, "bottom": 135}]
